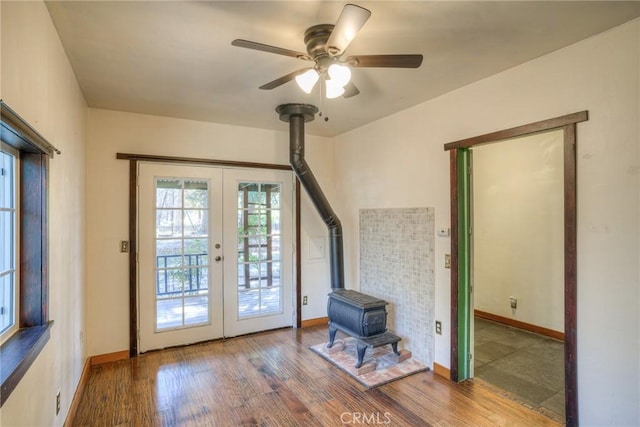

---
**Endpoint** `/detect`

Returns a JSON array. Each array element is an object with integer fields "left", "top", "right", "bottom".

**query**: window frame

[
  {"left": 0, "top": 142, "right": 20, "bottom": 342},
  {"left": 0, "top": 101, "right": 58, "bottom": 407}
]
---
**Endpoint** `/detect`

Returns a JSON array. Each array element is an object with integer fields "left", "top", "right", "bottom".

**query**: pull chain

[{"left": 318, "top": 77, "right": 329, "bottom": 122}]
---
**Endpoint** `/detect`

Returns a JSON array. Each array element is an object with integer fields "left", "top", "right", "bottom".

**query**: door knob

[{"left": 215, "top": 255, "right": 223, "bottom": 262}]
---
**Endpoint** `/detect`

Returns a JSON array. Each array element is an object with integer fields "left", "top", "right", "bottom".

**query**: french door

[{"left": 138, "top": 163, "right": 294, "bottom": 352}]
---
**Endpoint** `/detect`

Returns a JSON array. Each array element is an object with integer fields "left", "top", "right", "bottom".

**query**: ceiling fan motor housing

[{"left": 304, "top": 24, "right": 335, "bottom": 59}]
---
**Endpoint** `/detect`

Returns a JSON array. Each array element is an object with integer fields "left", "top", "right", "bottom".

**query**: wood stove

[
  {"left": 276, "top": 105, "right": 403, "bottom": 369},
  {"left": 327, "top": 289, "right": 401, "bottom": 368}
]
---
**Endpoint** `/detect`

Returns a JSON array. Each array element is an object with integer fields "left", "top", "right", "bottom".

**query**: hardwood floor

[{"left": 71, "top": 326, "right": 561, "bottom": 426}]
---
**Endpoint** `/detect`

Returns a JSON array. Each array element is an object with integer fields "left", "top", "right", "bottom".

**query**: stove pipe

[{"left": 276, "top": 104, "right": 344, "bottom": 290}]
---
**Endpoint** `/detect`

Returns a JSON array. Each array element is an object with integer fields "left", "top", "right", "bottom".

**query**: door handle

[{"left": 214, "top": 255, "right": 223, "bottom": 262}]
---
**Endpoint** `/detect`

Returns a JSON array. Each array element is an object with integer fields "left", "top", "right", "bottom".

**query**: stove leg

[
  {"left": 327, "top": 325, "right": 338, "bottom": 348},
  {"left": 356, "top": 342, "right": 368, "bottom": 368},
  {"left": 391, "top": 342, "right": 400, "bottom": 355}
]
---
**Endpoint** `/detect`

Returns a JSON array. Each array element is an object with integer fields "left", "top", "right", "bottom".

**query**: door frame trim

[
  {"left": 117, "top": 153, "right": 300, "bottom": 357},
  {"left": 443, "top": 111, "right": 587, "bottom": 426}
]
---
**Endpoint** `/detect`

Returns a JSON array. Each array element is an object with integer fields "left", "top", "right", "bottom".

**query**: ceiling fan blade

[
  {"left": 232, "top": 39, "right": 311, "bottom": 61},
  {"left": 325, "top": 4, "right": 371, "bottom": 57},
  {"left": 345, "top": 54, "right": 423, "bottom": 68},
  {"left": 343, "top": 81, "right": 360, "bottom": 98},
  {"left": 259, "top": 68, "right": 312, "bottom": 90}
]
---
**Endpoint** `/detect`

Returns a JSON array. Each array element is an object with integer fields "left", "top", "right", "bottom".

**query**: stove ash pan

[{"left": 327, "top": 289, "right": 388, "bottom": 345}]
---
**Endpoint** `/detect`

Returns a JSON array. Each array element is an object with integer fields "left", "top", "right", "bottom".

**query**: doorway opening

[
  {"left": 117, "top": 153, "right": 299, "bottom": 356},
  {"left": 137, "top": 163, "right": 295, "bottom": 352},
  {"left": 472, "top": 130, "right": 565, "bottom": 419},
  {"left": 444, "top": 111, "right": 588, "bottom": 426}
]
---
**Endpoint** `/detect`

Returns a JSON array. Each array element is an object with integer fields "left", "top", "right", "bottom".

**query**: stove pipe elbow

[{"left": 277, "top": 104, "right": 344, "bottom": 290}]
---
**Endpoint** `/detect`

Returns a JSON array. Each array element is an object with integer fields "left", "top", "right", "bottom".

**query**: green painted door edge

[{"left": 457, "top": 148, "right": 471, "bottom": 380}]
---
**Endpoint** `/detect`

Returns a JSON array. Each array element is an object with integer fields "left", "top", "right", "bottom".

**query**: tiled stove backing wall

[{"left": 360, "top": 208, "right": 435, "bottom": 366}]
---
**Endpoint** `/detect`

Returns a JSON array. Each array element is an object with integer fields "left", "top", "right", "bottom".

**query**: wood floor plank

[{"left": 70, "top": 326, "right": 561, "bottom": 426}]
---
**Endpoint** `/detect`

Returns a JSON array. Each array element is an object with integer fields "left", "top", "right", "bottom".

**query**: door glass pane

[
  {"left": 156, "top": 239, "right": 183, "bottom": 267},
  {"left": 155, "top": 178, "right": 210, "bottom": 330},
  {"left": 156, "top": 179, "right": 182, "bottom": 208},
  {"left": 236, "top": 182, "right": 282, "bottom": 318},
  {"left": 184, "top": 238, "right": 207, "bottom": 256},
  {"left": 270, "top": 236, "right": 281, "bottom": 261},
  {"left": 184, "top": 296, "right": 208, "bottom": 325},
  {"left": 156, "top": 210, "right": 183, "bottom": 238},
  {"left": 184, "top": 180, "right": 208, "bottom": 208},
  {"left": 184, "top": 210, "right": 207, "bottom": 236}
]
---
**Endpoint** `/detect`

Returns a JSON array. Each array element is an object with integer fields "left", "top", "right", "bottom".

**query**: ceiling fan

[{"left": 231, "top": 4, "right": 423, "bottom": 99}]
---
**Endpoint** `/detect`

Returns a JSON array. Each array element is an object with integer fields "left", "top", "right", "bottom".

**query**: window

[
  {"left": 0, "top": 144, "right": 18, "bottom": 340},
  {"left": 0, "top": 101, "right": 58, "bottom": 407}
]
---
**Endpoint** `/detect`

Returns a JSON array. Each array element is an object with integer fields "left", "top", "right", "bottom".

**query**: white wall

[
  {"left": 334, "top": 18, "right": 639, "bottom": 426},
  {"left": 473, "top": 130, "right": 564, "bottom": 332},
  {"left": 85, "top": 109, "right": 333, "bottom": 356},
  {"left": 0, "top": 1, "right": 87, "bottom": 426}
]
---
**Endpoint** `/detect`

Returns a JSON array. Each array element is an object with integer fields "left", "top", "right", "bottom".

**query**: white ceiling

[{"left": 45, "top": 1, "right": 640, "bottom": 137}]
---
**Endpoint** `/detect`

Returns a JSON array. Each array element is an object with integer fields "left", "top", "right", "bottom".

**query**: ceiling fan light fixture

[
  {"left": 327, "top": 63, "right": 351, "bottom": 87},
  {"left": 295, "top": 69, "right": 320, "bottom": 93},
  {"left": 325, "top": 79, "right": 345, "bottom": 99}
]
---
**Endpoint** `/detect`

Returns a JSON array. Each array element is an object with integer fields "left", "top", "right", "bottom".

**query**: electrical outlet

[
  {"left": 510, "top": 297, "right": 518, "bottom": 309},
  {"left": 435, "top": 320, "right": 442, "bottom": 335},
  {"left": 120, "top": 240, "right": 129, "bottom": 253},
  {"left": 56, "top": 390, "right": 61, "bottom": 415},
  {"left": 303, "top": 296, "right": 308, "bottom": 305},
  {"left": 444, "top": 254, "right": 451, "bottom": 269}
]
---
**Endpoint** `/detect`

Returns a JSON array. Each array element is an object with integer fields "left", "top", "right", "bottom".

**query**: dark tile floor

[{"left": 474, "top": 317, "right": 565, "bottom": 420}]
